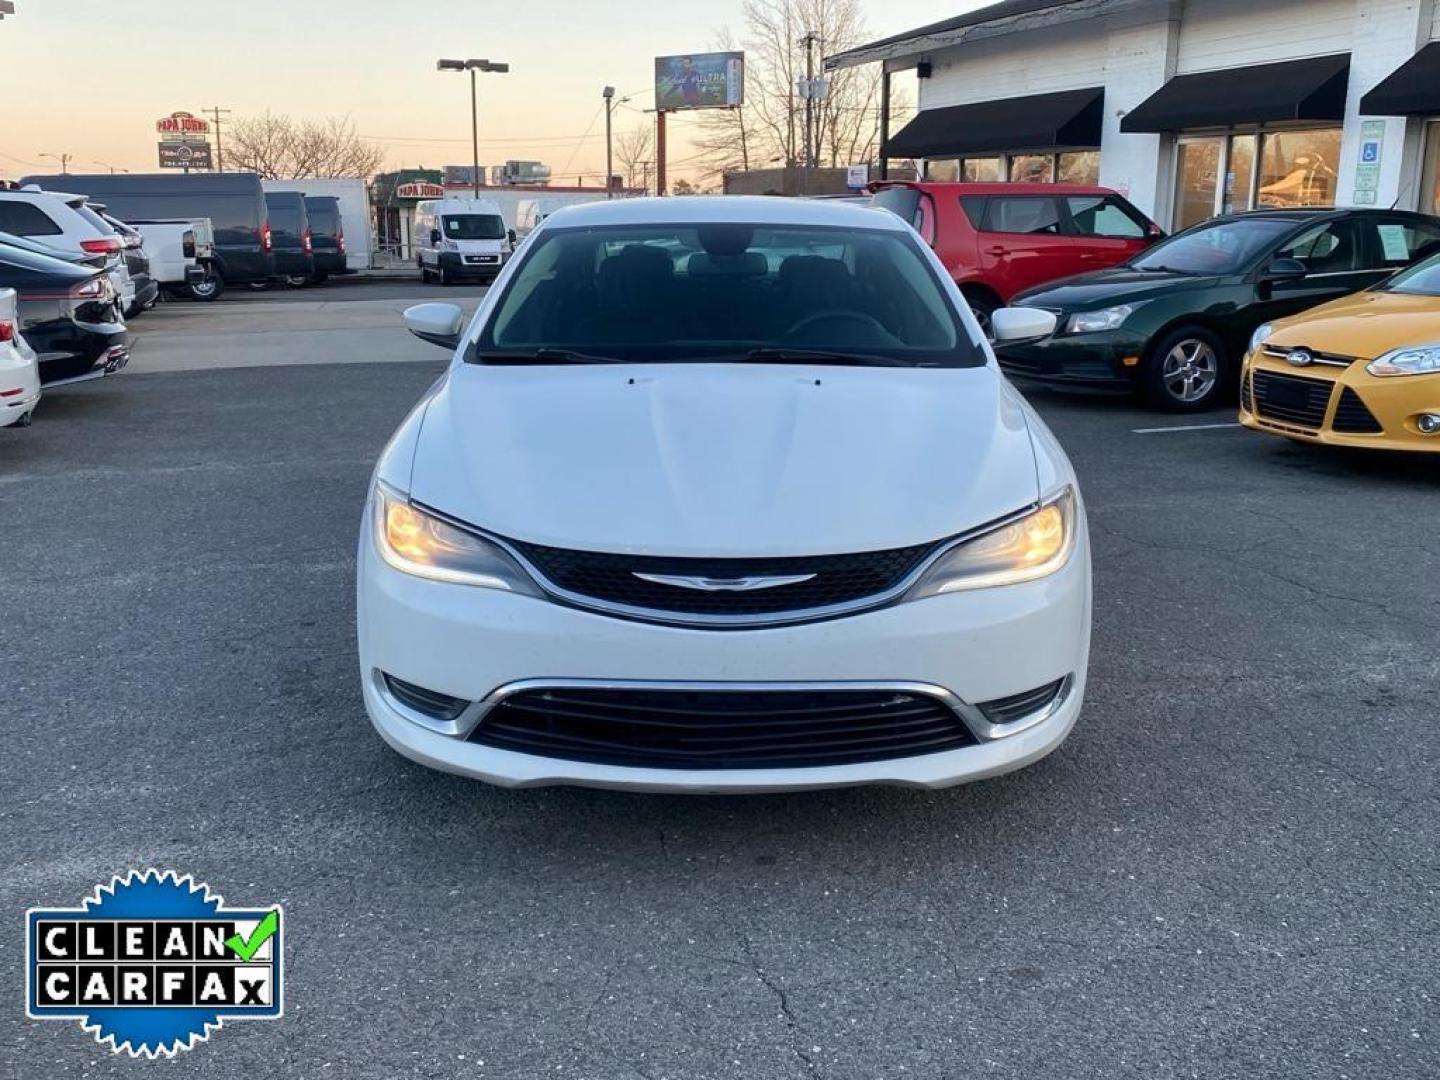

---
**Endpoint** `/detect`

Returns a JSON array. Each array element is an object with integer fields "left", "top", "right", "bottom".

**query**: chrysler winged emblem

[{"left": 633, "top": 572, "right": 816, "bottom": 592}]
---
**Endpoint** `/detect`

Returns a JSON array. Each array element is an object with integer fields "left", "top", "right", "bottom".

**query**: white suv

[{"left": 0, "top": 189, "right": 131, "bottom": 314}]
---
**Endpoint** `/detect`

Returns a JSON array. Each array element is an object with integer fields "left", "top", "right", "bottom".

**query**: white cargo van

[{"left": 414, "top": 197, "right": 515, "bottom": 285}]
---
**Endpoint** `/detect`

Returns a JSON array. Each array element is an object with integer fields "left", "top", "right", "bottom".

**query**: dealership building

[{"left": 827, "top": 0, "right": 1440, "bottom": 230}]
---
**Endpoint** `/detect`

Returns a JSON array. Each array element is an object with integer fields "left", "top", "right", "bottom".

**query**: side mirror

[
  {"left": 429, "top": 229, "right": 442, "bottom": 245},
  {"left": 1263, "top": 257, "right": 1308, "bottom": 281},
  {"left": 991, "top": 307, "right": 1058, "bottom": 344},
  {"left": 403, "top": 302, "right": 465, "bottom": 350},
  {"left": 507, "top": 228, "right": 517, "bottom": 246}
]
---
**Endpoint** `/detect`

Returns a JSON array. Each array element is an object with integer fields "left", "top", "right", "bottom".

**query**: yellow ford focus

[{"left": 1240, "top": 251, "right": 1440, "bottom": 451}]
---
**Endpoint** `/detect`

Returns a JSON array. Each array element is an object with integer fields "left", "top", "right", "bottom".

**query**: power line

[{"left": 557, "top": 102, "right": 606, "bottom": 179}]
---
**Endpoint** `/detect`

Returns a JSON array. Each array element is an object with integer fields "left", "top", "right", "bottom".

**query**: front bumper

[
  {"left": 438, "top": 251, "right": 504, "bottom": 278},
  {"left": 996, "top": 329, "right": 1146, "bottom": 390},
  {"left": 1240, "top": 353, "right": 1440, "bottom": 452},
  {"left": 357, "top": 506, "right": 1092, "bottom": 792}
]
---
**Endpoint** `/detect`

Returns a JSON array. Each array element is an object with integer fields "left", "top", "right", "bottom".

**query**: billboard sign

[
  {"left": 158, "top": 141, "right": 213, "bottom": 170},
  {"left": 156, "top": 111, "right": 210, "bottom": 136},
  {"left": 654, "top": 52, "right": 743, "bottom": 111}
]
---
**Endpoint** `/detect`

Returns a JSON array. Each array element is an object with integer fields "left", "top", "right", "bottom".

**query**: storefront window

[
  {"left": 961, "top": 157, "right": 1002, "bottom": 182},
  {"left": 925, "top": 159, "right": 960, "bottom": 182},
  {"left": 1057, "top": 152, "right": 1100, "bottom": 185},
  {"left": 1257, "top": 128, "right": 1342, "bottom": 208},
  {"left": 1422, "top": 122, "right": 1440, "bottom": 217},
  {"left": 1223, "top": 134, "right": 1255, "bottom": 215},
  {"left": 1008, "top": 154, "right": 1055, "bottom": 183},
  {"left": 1174, "top": 138, "right": 1222, "bottom": 231}
]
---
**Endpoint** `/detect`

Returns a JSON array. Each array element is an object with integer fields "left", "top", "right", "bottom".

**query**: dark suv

[{"left": 871, "top": 181, "right": 1163, "bottom": 333}]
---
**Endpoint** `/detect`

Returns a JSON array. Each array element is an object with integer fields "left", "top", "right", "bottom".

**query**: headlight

[
  {"left": 906, "top": 489, "right": 1077, "bottom": 599},
  {"left": 440, "top": 239, "right": 459, "bottom": 252},
  {"left": 1366, "top": 343, "right": 1440, "bottom": 377},
  {"left": 1068, "top": 305, "right": 1138, "bottom": 334},
  {"left": 1249, "top": 323, "right": 1274, "bottom": 355},
  {"left": 373, "top": 483, "right": 542, "bottom": 595}
]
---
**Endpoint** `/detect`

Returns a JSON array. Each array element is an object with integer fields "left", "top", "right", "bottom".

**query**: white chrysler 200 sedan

[{"left": 358, "top": 196, "right": 1090, "bottom": 792}]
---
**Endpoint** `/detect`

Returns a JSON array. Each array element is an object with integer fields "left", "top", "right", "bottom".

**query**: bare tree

[
  {"left": 691, "top": 0, "right": 902, "bottom": 183},
  {"left": 228, "top": 112, "right": 386, "bottom": 179},
  {"left": 613, "top": 123, "right": 654, "bottom": 189}
]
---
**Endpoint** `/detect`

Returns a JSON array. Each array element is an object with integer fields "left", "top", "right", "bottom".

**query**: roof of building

[{"left": 826, "top": 0, "right": 1084, "bottom": 69}]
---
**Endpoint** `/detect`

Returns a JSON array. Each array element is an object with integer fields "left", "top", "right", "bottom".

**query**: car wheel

[
  {"left": 420, "top": 263, "right": 433, "bottom": 283},
  {"left": 439, "top": 264, "right": 454, "bottom": 286},
  {"left": 187, "top": 273, "right": 225, "bottom": 301},
  {"left": 283, "top": 274, "right": 309, "bottom": 288},
  {"left": 1143, "top": 326, "right": 1229, "bottom": 412},
  {"left": 960, "top": 288, "right": 1000, "bottom": 340},
  {"left": 16, "top": 409, "right": 33, "bottom": 428},
  {"left": 247, "top": 280, "right": 275, "bottom": 292}
]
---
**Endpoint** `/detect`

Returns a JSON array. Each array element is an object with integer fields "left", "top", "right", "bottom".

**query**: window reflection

[
  {"left": 1257, "top": 129, "right": 1341, "bottom": 208},
  {"left": 1008, "top": 155, "right": 1055, "bottom": 183}
]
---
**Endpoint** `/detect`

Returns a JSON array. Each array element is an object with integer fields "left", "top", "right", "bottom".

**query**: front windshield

[
  {"left": 1131, "top": 217, "right": 1298, "bottom": 275},
  {"left": 478, "top": 222, "right": 980, "bottom": 367},
  {"left": 444, "top": 214, "right": 506, "bottom": 240},
  {"left": 1383, "top": 252, "right": 1440, "bottom": 296}
]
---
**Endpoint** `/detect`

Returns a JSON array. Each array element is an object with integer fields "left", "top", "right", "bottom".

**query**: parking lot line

[{"left": 1130, "top": 422, "right": 1243, "bottom": 435}]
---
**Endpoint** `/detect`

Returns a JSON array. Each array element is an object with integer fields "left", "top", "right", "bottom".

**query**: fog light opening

[{"left": 1415, "top": 413, "right": 1440, "bottom": 435}]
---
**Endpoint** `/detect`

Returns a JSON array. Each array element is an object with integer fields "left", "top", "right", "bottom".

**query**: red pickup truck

[{"left": 871, "top": 181, "right": 1164, "bottom": 334}]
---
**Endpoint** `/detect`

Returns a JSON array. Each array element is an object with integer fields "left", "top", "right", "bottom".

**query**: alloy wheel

[{"left": 1161, "top": 339, "right": 1219, "bottom": 404}]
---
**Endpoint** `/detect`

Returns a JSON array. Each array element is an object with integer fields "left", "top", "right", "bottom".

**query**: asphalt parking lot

[{"left": 3, "top": 290, "right": 1438, "bottom": 1079}]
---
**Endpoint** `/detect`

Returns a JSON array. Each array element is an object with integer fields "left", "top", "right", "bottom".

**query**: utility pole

[
  {"left": 203, "top": 106, "right": 231, "bottom": 172},
  {"left": 602, "top": 86, "right": 615, "bottom": 198},
  {"left": 39, "top": 152, "right": 72, "bottom": 174},
  {"left": 639, "top": 160, "right": 652, "bottom": 195},
  {"left": 800, "top": 31, "right": 819, "bottom": 171},
  {"left": 93, "top": 160, "right": 128, "bottom": 174}
]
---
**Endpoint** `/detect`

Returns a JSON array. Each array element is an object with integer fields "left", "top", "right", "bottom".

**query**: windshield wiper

[
  {"left": 472, "top": 348, "right": 627, "bottom": 365},
  {"left": 737, "top": 347, "right": 910, "bottom": 367},
  {"left": 1135, "top": 264, "right": 1192, "bottom": 274}
]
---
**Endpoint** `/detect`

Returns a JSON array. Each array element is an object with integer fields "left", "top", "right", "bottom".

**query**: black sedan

[
  {"left": 0, "top": 239, "right": 129, "bottom": 385},
  {"left": 996, "top": 208, "right": 1440, "bottom": 411}
]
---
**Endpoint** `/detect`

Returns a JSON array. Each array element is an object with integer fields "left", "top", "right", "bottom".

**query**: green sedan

[{"left": 996, "top": 208, "right": 1440, "bottom": 411}]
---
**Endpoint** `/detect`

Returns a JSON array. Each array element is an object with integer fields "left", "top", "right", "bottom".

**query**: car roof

[
  {"left": 1205, "top": 207, "right": 1436, "bottom": 225},
  {"left": 545, "top": 195, "right": 909, "bottom": 231},
  {"left": 0, "top": 238, "right": 96, "bottom": 277},
  {"left": 890, "top": 181, "right": 1124, "bottom": 197}
]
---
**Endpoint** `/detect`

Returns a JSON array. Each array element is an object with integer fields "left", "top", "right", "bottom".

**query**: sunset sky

[{"left": 0, "top": 0, "right": 981, "bottom": 186}]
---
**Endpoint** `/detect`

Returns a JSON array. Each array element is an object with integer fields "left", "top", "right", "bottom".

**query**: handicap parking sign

[{"left": 1361, "top": 141, "right": 1380, "bottom": 164}]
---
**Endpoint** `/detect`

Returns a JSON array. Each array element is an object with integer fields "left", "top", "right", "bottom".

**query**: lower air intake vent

[
  {"left": 382, "top": 673, "right": 470, "bottom": 721},
  {"left": 470, "top": 685, "right": 977, "bottom": 769},
  {"left": 976, "top": 678, "right": 1066, "bottom": 726},
  {"left": 1331, "top": 387, "right": 1383, "bottom": 434}
]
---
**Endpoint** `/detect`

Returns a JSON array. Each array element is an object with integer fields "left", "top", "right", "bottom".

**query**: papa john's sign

[{"left": 155, "top": 112, "right": 210, "bottom": 136}]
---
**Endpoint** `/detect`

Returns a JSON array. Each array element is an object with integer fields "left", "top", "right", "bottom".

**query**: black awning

[
  {"left": 1120, "top": 54, "right": 1350, "bottom": 133},
  {"left": 883, "top": 87, "right": 1102, "bottom": 159},
  {"left": 1360, "top": 43, "right": 1440, "bottom": 115}
]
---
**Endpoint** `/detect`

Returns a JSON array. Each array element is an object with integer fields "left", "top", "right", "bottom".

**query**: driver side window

[{"left": 1276, "top": 222, "right": 1359, "bottom": 274}]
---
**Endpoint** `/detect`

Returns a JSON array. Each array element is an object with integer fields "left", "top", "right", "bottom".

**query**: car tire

[
  {"left": 187, "top": 273, "right": 225, "bottom": 302},
  {"left": 283, "top": 274, "right": 309, "bottom": 288},
  {"left": 247, "top": 280, "right": 275, "bottom": 292},
  {"left": 960, "top": 287, "right": 1001, "bottom": 340},
  {"left": 1142, "top": 326, "right": 1231, "bottom": 412},
  {"left": 439, "top": 264, "right": 454, "bottom": 286},
  {"left": 420, "top": 260, "right": 434, "bottom": 284},
  {"left": 16, "top": 409, "right": 33, "bottom": 428}
]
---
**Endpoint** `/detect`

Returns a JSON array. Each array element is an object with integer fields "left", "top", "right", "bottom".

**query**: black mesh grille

[
  {"left": 1240, "top": 371, "right": 1253, "bottom": 413},
  {"left": 382, "top": 673, "right": 469, "bottom": 721},
  {"left": 1331, "top": 387, "right": 1384, "bottom": 434},
  {"left": 507, "top": 538, "right": 940, "bottom": 616},
  {"left": 1252, "top": 369, "right": 1334, "bottom": 430},
  {"left": 470, "top": 686, "right": 976, "bottom": 769}
]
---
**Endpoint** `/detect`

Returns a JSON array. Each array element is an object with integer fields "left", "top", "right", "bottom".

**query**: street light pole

[
  {"left": 602, "top": 86, "right": 615, "bottom": 199},
  {"left": 39, "top": 152, "right": 72, "bottom": 174},
  {"left": 470, "top": 67, "right": 480, "bottom": 198},
  {"left": 437, "top": 58, "right": 509, "bottom": 198}
]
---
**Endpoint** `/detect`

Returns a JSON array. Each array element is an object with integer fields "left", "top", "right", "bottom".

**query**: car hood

[
  {"left": 1016, "top": 267, "right": 1220, "bottom": 310},
  {"left": 408, "top": 362, "right": 1040, "bottom": 557},
  {"left": 1267, "top": 290, "right": 1440, "bottom": 360}
]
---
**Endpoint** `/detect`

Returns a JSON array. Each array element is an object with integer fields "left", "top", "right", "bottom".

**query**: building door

[
  {"left": 1173, "top": 137, "right": 1223, "bottom": 232},
  {"left": 1422, "top": 121, "right": 1440, "bottom": 217}
]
